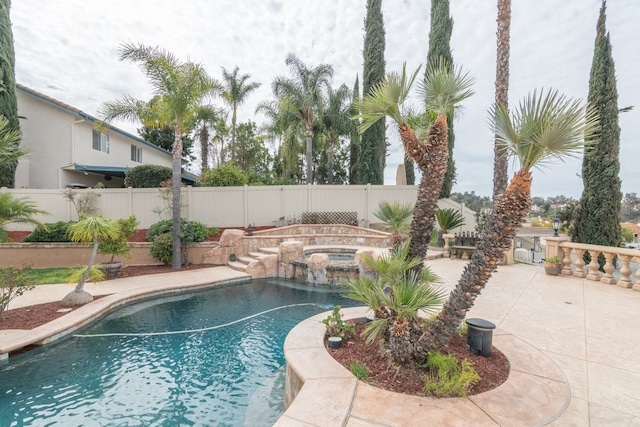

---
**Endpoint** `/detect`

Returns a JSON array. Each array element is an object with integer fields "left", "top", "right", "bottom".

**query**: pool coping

[
  {"left": 0, "top": 266, "right": 251, "bottom": 360},
  {"left": 276, "top": 306, "right": 571, "bottom": 426}
]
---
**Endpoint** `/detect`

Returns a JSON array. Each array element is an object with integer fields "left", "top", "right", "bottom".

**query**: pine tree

[
  {"left": 426, "top": 0, "right": 455, "bottom": 198},
  {"left": 573, "top": 0, "right": 622, "bottom": 252},
  {"left": 358, "top": 0, "right": 386, "bottom": 185},
  {"left": 348, "top": 75, "right": 360, "bottom": 184},
  {"left": 0, "top": 0, "right": 20, "bottom": 188}
]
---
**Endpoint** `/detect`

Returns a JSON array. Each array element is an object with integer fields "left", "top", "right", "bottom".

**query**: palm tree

[
  {"left": 319, "top": 84, "right": 352, "bottom": 184},
  {"left": 192, "top": 105, "right": 224, "bottom": 171},
  {"left": 273, "top": 53, "right": 333, "bottom": 184},
  {"left": 357, "top": 62, "right": 474, "bottom": 264},
  {"left": 99, "top": 43, "right": 220, "bottom": 269},
  {"left": 493, "top": 0, "right": 512, "bottom": 199},
  {"left": 0, "top": 193, "right": 48, "bottom": 242},
  {"left": 61, "top": 216, "right": 121, "bottom": 307},
  {"left": 0, "top": 115, "right": 27, "bottom": 171},
  {"left": 344, "top": 241, "right": 445, "bottom": 363},
  {"left": 221, "top": 66, "right": 261, "bottom": 162},
  {"left": 435, "top": 207, "right": 466, "bottom": 244},
  {"left": 417, "top": 89, "right": 598, "bottom": 356},
  {"left": 373, "top": 200, "right": 413, "bottom": 248}
]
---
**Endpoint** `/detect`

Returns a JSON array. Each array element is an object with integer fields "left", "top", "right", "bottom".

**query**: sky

[{"left": 10, "top": 0, "right": 640, "bottom": 198}]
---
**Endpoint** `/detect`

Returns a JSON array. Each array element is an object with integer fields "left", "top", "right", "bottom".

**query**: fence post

[{"left": 244, "top": 185, "right": 249, "bottom": 228}]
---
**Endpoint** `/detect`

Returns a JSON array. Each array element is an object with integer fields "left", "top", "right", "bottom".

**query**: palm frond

[
  {"left": 418, "top": 61, "right": 475, "bottom": 116},
  {"left": 362, "top": 318, "right": 388, "bottom": 344},
  {"left": 491, "top": 88, "right": 599, "bottom": 171},
  {"left": 0, "top": 116, "right": 28, "bottom": 166},
  {"left": 435, "top": 208, "right": 466, "bottom": 232},
  {"left": 354, "top": 63, "right": 422, "bottom": 134},
  {"left": 373, "top": 200, "right": 414, "bottom": 234}
]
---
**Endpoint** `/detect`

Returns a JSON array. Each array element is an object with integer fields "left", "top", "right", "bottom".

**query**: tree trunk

[
  {"left": 416, "top": 169, "right": 532, "bottom": 357},
  {"left": 327, "top": 135, "right": 335, "bottom": 185},
  {"left": 493, "top": 0, "right": 511, "bottom": 200},
  {"left": 75, "top": 239, "right": 99, "bottom": 292},
  {"left": 400, "top": 115, "right": 449, "bottom": 263},
  {"left": 231, "top": 106, "right": 237, "bottom": 163},
  {"left": 171, "top": 128, "right": 183, "bottom": 270},
  {"left": 200, "top": 125, "right": 209, "bottom": 172},
  {"left": 305, "top": 123, "right": 313, "bottom": 184}
]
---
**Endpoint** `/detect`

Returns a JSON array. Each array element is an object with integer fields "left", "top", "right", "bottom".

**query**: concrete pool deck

[{"left": 2, "top": 260, "right": 639, "bottom": 425}]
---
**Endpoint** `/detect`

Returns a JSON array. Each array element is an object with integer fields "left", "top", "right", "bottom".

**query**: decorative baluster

[
  {"left": 617, "top": 255, "right": 632, "bottom": 288},
  {"left": 586, "top": 251, "right": 600, "bottom": 281},
  {"left": 561, "top": 247, "right": 572, "bottom": 276},
  {"left": 600, "top": 252, "right": 616, "bottom": 284},
  {"left": 634, "top": 256, "right": 640, "bottom": 292},
  {"left": 573, "top": 249, "right": 586, "bottom": 278}
]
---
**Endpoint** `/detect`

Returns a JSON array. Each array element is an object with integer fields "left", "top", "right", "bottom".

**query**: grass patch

[
  {"left": 422, "top": 351, "right": 480, "bottom": 397},
  {"left": 349, "top": 362, "right": 369, "bottom": 380},
  {"left": 26, "top": 267, "right": 75, "bottom": 285}
]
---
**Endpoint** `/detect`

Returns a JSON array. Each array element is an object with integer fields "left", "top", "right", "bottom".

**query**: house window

[
  {"left": 131, "top": 145, "right": 142, "bottom": 163},
  {"left": 92, "top": 130, "right": 109, "bottom": 153}
]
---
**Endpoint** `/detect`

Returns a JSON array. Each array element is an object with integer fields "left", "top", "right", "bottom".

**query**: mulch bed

[{"left": 327, "top": 323, "right": 510, "bottom": 396}]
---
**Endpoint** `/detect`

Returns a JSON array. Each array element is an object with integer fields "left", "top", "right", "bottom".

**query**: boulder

[{"left": 307, "top": 253, "right": 329, "bottom": 284}]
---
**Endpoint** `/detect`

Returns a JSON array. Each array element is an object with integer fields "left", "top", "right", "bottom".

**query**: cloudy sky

[{"left": 10, "top": 0, "right": 639, "bottom": 198}]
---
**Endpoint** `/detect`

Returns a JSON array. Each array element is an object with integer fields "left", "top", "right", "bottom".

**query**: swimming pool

[{"left": 0, "top": 278, "right": 356, "bottom": 426}]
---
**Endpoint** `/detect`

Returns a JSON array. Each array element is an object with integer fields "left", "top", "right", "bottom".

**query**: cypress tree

[
  {"left": 573, "top": 0, "right": 622, "bottom": 252},
  {"left": 358, "top": 0, "right": 386, "bottom": 185},
  {"left": 404, "top": 154, "right": 415, "bottom": 185},
  {"left": 349, "top": 75, "right": 360, "bottom": 184},
  {"left": 426, "top": 0, "right": 455, "bottom": 198},
  {"left": 0, "top": 0, "right": 19, "bottom": 188}
]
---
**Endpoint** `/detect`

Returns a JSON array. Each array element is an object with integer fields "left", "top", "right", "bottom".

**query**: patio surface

[{"left": 1, "top": 259, "right": 639, "bottom": 426}]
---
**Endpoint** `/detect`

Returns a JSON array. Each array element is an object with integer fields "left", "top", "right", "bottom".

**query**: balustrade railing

[{"left": 545, "top": 237, "right": 640, "bottom": 291}]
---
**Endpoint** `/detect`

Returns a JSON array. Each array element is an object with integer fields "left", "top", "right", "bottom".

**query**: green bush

[
  {"left": 22, "top": 221, "right": 74, "bottom": 242},
  {"left": 198, "top": 164, "right": 248, "bottom": 187},
  {"left": 149, "top": 233, "right": 174, "bottom": 265},
  {"left": 422, "top": 351, "right": 480, "bottom": 397},
  {"left": 98, "top": 216, "right": 140, "bottom": 262},
  {"left": 147, "top": 219, "right": 216, "bottom": 265},
  {"left": 124, "top": 164, "right": 172, "bottom": 188}
]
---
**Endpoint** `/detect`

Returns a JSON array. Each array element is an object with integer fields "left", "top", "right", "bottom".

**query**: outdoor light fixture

[{"left": 552, "top": 218, "right": 560, "bottom": 237}]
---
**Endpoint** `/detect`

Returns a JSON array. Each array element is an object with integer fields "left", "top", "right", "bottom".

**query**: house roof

[
  {"left": 16, "top": 84, "right": 172, "bottom": 157},
  {"left": 70, "top": 163, "right": 197, "bottom": 185},
  {"left": 621, "top": 222, "right": 640, "bottom": 234}
]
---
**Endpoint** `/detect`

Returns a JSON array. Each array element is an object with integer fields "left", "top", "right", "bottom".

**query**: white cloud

[{"left": 10, "top": 0, "right": 640, "bottom": 198}]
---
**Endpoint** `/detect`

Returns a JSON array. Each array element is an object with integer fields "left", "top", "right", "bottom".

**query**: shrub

[
  {"left": 198, "top": 164, "right": 248, "bottom": 187},
  {"left": 98, "top": 216, "right": 140, "bottom": 262},
  {"left": 422, "top": 351, "right": 480, "bottom": 397},
  {"left": 147, "top": 219, "right": 215, "bottom": 265},
  {"left": 349, "top": 362, "right": 369, "bottom": 380},
  {"left": 321, "top": 305, "right": 355, "bottom": 340},
  {"left": 124, "top": 164, "right": 172, "bottom": 188},
  {"left": 22, "top": 221, "right": 74, "bottom": 242},
  {"left": 0, "top": 266, "right": 36, "bottom": 320}
]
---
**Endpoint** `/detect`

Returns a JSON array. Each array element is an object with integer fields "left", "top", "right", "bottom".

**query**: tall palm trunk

[
  {"left": 200, "top": 125, "right": 209, "bottom": 171},
  {"left": 416, "top": 169, "right": 531, "bottom": 357},
  {"left": 493, "top": 0, "right": 511, "bottom": 199},
  {"left": 171, "top": 128, "right": 183, "bottom": 270},
  {"left": 305, "top": 122, "right": 313, "bottom": 184},
  {"left": 231, "top": 107, "right": 237, "bottom": 163},
  {"left": 399, "top": 114, "right": 449, "bottom": 262}
]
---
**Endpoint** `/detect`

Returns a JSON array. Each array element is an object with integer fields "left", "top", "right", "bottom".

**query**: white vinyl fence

[{"left": 2, "top": 185, "right": 477, "bottom": 231}]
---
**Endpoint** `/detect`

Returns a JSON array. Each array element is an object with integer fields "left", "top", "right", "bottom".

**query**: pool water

[{"left": 0, "top": 278, "right": 356, "bottom": 426}]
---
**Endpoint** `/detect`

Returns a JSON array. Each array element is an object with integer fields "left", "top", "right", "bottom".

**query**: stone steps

[{"left": 227, "top": 261, "right": 248, "bottom": 271}]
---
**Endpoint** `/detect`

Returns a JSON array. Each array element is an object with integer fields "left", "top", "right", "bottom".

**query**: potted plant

[
  {"left": 544, "top": 256, "right": 563, "bottom": 276},
  {"left": 322, "top": 305, "right": 355, "bottom": 349},
  {"left": 98, "top": 216, "right": 139, "bottom": 278}
]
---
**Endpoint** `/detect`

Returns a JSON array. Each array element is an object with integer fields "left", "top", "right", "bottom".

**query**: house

[
  {"left": 621, "top": 222, "right": 640, "bottom": 245},
  {"left": 14, "top": 84, "right": 195, "bottom": 189}
]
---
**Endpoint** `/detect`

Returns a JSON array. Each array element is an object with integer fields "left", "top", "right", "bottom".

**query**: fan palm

[
  {"left": 221, "top": 66, "right": 261, "bottom": 162},
  {"left": 417, "top": 88, "right": 598, "bottom": 356},
  {"left": 373, "top": 200, "right": 414, "bottom": 248},
  {"left": 435, "top": 208, "right": 466, "bottom": 234},
  {"left": 273, "top": 53, "right": 333, "bottom": 184},
  {"left": 0, "top": 193, "right": 48, "bottom": 242},
  {"left": 357, "top": 62, "right": 474, "bottom": 264},
  {"left": 99, "top": 43, "right": 221, "bottom": 269},
  {"left": 344, "top": 241, "right": 445, "bottom": 363}
]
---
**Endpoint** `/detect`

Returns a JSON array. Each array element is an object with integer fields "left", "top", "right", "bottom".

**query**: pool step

[
  {"left": 227, "top": 261, "right": 248, "bottom": 271},
  {"left": 237, "top": 255, "right": 256, "bottom": 264}
]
